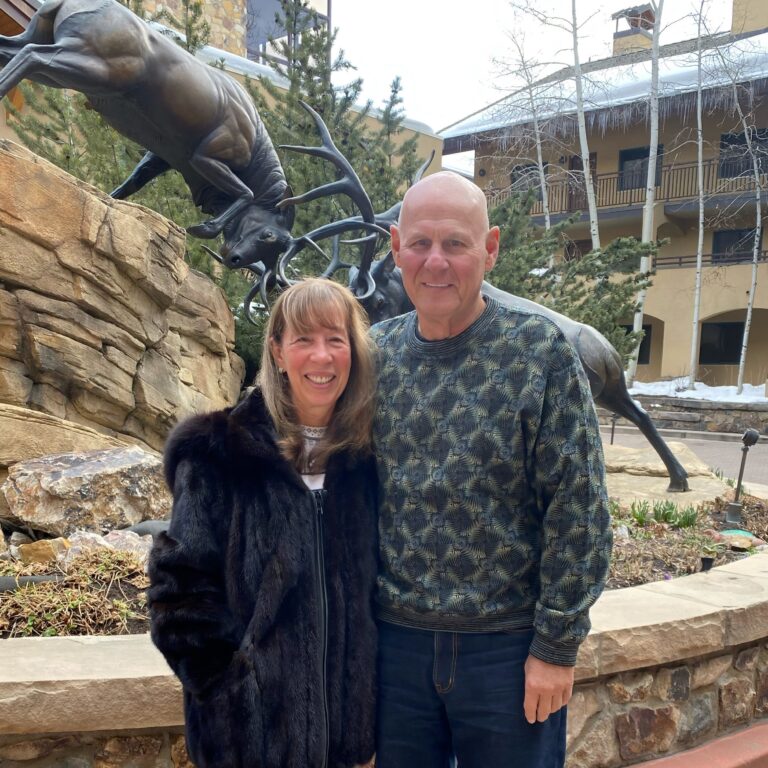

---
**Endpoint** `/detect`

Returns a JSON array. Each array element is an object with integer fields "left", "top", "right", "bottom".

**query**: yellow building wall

[
  {"left": 732, "top": 0, "right": 768, "bottom": 35},
  {"left": 475, "top": 99, "right": 768, "bottom": 385}
]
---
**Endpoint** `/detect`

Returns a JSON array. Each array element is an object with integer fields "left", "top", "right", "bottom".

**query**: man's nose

[{"left": 423, "top": 246, "right": 448, "bottom": 270}]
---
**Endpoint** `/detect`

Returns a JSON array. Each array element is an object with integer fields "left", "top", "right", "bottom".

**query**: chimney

[
  {"left": 611, "top": 4, "right": 655, "bottom": 56},
  {"left": 731, "top": 0, "right": 768, "bottom": 35}
]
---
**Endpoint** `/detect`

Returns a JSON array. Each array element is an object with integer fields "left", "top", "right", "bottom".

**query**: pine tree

[
  {"left": 248, "top": 0, "right": 420, "bottom": 279},
  {"left": 489, "top": 192, "right": 654, "bottom": 362}
]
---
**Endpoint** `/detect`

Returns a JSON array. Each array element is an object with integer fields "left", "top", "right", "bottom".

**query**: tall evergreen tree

[
  {"left": 248, "top": 0, "right": 420, "bottom": 279},
  {"left": 489, "top": 192, "right": 654, "bottom": 363}
]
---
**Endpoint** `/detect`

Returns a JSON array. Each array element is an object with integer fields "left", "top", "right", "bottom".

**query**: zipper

[{"left": 312, "top": 488, "right": 330, "bottom": 768}]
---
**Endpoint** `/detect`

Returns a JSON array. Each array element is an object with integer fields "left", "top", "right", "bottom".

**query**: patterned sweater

[{"left": 371, "top": 298, "right": 612, "bottom": 666}]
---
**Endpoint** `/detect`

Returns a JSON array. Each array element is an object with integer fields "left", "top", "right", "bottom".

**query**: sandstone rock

[
  {"left": 0, "top": 737, "right": 80, "bottom": 761},
  {"left": 653, "top": 666, "right": 691, "bottom": 702},
  {"left": 567, "top": 685, "right": 603, "bottom": 746},
  {"left": 2, "top": 446, "right": 171, "bottom": 537},
  {"left": 678, "top": 690, "right": 718, "bottom": 746},
  {"left": 603, "top": 442, "right": 714, "bottom": 478},
  {"left": 691, "top": 654, "right": 733, "bottom": 689},
  {"left": 615, "top": 705, "right": 680, "bottom": 759},
  {"left": 17, "top": 537, "right": 70, "bottom": 565},
  {"left": 0, "top": 530, "right": 8, "bottom": 560},
  {"left": 171, "top": 735, "right": 194, "bottom": 768},
  {"left": 61, "top": 530, "right": 115, "bottom": 568},
  {"left": 566, "top": 711, "right": 621, "bottom": 768},
  {"left": 719, "top": 675, "right": 756, "bottom": 727},
  {"left": 0, "top": 288, "right": 22, "bottom": 359},
  {"left": 0, "top": 357, "right": 32, "bottom": 406},
  {"left": 0, "top": 404, "right": 133, "bottom": 469},
  {"left": 756, "top": 662, "right": 768, "bottom": 716},
  {"left": 0, "top": 141, "right": 244, "bottom": 452},
  {"left": 103, "top": 529, "right": 153, "bottom": 568},
  {"left": 606, "top": 671, "right": 654, "bottom": 704},
  {"left": 734, "top": 646, "right": 760, "bottom": 673},
  {"left": 94, "top": 734, "right": 163, "bottom": 768}
]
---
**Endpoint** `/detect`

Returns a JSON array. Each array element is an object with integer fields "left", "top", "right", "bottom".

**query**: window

[
  {"left": 510, "top": 163, "right": 546, "bottom": 201},
  {"left": 712, "top": 229, "right": 762, "bottom": 264},
  {"left": 718, "top": 129, "right": 768, "bottom": 178},
  {"left": 618, "top": 146, "right": 663, "bottom": 191},
  {"left": 564, "top": 239, "right": 593, "bottom": 262},
  {"left": 699, "top": 322, "right": 744, "bottom": 365},
  {"left": 621, "top": 324, "right": 652, "bottom": 365}
]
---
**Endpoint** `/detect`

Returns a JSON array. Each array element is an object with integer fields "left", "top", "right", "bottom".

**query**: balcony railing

[
  {"left": 653, "top": 250, "right": 768, "bottom": 269},
  {"left": 488, "top": 158, "right": 767, "bottom": 215}
]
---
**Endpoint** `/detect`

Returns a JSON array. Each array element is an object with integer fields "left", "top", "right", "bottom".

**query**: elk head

[
  {"left": 349, "top": 253, "right": 413, "bottom": 324},
  {"left": 218, "top": 202, "right": 295, "bottom": 269}
]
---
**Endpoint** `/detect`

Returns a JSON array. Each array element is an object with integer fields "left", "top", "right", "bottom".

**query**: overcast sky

[{"left": 331, "top": 0, "right": 733, "bottom": 134}]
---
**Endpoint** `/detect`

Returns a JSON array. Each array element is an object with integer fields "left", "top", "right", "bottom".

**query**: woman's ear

[{"left": 270, "top": 338, "right": 284, "bottom": 370}]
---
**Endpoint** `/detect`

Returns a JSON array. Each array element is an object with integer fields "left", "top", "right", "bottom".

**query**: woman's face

[{"left": 271, "top": 316, "right": 352, "bottom": 427}]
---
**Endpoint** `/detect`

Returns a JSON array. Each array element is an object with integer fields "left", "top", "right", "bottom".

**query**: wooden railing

[
  {"left": 488, "top": 158, "right": 767, "bottom": 215},
  {"left": 653, "top": 250, "right": 768, "bottom": 269}
]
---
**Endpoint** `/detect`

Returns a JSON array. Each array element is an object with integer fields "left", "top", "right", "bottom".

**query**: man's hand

[{"left": 523, "top": 655, "right": 574, "bottom": 724}]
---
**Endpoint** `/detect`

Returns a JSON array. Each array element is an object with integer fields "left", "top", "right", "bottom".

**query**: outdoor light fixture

[{"left": 725, "top": 428, "right": 761, "bottom": 525}]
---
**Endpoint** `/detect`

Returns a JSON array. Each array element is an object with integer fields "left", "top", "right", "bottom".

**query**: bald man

[{"left": 371, "top": 172, "right": 611, "bottom": 768}]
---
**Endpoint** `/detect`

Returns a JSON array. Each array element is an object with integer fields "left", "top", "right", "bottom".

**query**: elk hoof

[
  {"left": 187, "top": 221, "right": 220, "bottom": 239},
  {"left": 665, "top": 477, "right": 690, "bottom": 492}
]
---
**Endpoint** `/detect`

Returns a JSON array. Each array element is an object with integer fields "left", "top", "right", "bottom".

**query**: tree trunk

[
  {"left": 571, "top": 0, "right": 600, "bottom": 251},
  {"left": 687, "top": 0, "right": 706, "bottom": 391},
  {"left": 626, "top": 0, "right": 664, "bottom": 387}
]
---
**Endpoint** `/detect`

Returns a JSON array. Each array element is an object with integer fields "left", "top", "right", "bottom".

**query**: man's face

[{"left": 391, "top": 175, "right": 499, "bottom": 339}]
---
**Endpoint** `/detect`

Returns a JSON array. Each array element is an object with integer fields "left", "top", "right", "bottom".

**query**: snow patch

[{"left": 629, "top": 379, "right": 768, "bottom": 403}]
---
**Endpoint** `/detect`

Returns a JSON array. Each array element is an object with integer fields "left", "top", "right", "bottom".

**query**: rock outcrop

[
  {"left": 0, "top": 140, "right": 244, "bottom": 451},
  {"left": 2, "top": 447, "right": 170, "bottom": 538}
]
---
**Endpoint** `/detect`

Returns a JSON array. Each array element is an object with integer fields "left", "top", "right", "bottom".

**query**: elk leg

[
  {"left": 111, "top": 151, "right": 171, "bottom": 199},
  {"left": 0, "top": 0, "right": 61, "bottom": 62},
  {"left": 599, "top": 386, "right": 690, "bottom": 492},
  {"left": 0, "top": 44, "right": 112, "bottom": 99},
  {"left": 186, "top": 148, "right": 254, "bottom": 238}
]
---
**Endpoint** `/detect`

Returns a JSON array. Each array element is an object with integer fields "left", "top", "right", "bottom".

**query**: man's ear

[
  {"left": 485, "top": 226, "right": 500, "bottom": 271},
  {"left": 391, "top": 225, "right": 402, "bottom": 266}
]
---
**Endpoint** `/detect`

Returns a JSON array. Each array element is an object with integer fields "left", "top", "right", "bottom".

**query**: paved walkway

[
  {"left": 600, "top": 427, "right": 768, "bottom": 486},
  {"left": 639, "top": 722, "right": 768, "bottom": 768}
]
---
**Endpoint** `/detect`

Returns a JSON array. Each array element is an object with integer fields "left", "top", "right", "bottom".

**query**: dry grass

[{"left": 0, "top": 550, "right": 149, "bottom": 638}]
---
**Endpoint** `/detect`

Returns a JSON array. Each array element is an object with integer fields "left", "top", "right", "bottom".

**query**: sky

[{"left": 330, "top": 0, "right": 734, "bottom": 134}]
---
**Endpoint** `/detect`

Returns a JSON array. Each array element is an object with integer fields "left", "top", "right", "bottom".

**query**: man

[{"left": 371, "top": 171, "right": 612, "bottom": 768}]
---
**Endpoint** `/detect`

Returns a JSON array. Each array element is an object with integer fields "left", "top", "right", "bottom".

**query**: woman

[{"left": 148, "top": 278, "right": 378, "bottom": 768}]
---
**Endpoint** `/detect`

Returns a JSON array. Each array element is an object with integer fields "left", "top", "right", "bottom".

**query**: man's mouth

[{"left": 424, "top": 282, "right": 450, "bottom": 288}]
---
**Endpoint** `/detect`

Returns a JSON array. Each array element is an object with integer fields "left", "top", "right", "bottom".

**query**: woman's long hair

[{"left": 259, "top": 278, "right": 376, "bottom": 470}]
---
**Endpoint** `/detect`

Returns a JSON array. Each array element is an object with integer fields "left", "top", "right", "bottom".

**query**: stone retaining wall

[
  {"left": 598, "top": 396, "right": 768, "bottom": 435},
  {"left": 1, "top": 555, "right": 767, "bottom": 768}
]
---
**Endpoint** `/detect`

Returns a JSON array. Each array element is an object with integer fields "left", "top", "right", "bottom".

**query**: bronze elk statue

[
  {"left": 0, "top": 0, "right": 688, "bottom": 492},
  {"left": 0, "top": 0, "right": 382, "bottom": 287}
]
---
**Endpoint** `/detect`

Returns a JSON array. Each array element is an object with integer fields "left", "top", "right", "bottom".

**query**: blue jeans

[{"left": 376, "top": 622, "right": 567, "bottom": 768}]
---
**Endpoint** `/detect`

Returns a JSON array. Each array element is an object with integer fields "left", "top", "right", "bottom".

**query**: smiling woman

[{"left": 148, "top": 278, "right": 378, "bottom": 768}]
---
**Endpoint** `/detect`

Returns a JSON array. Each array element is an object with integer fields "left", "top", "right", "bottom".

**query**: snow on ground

[{"left": 629, "top": 380, "right": 768, "bottom": 403}]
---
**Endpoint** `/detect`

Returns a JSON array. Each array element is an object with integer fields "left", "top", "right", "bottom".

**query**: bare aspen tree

[
  {"left": 511, "top": 1, "right": 601, "bottom": 250},
  {"left": 626, "top": 0, "right": 664, "bottom": 387},
  {"left": 707, "top": 32, "right": 763, "bottom": 393},
  {"left": 570, "top": 0, "right": 601, "bottom": 251},
  {"left": 686, "top": 0, "right": 707, "bottom": 391}
]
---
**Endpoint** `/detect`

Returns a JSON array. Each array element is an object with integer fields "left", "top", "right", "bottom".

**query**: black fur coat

[{"left": 148, "top": 391, "right": 378, "bottom": 768}]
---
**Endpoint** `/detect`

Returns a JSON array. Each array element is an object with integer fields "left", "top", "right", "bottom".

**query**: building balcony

[
  {"left": 487, "top": 158, "right": 768, "bottom": 220},
  {"left": 653, "top": 249, "right": 768, "bottom": 269}
]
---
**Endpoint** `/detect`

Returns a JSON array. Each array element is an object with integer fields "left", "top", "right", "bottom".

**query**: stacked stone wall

[
  {"left": 140, "top": 0, "right": 247, "bottom": 57},
  {"left": 567, "top": 642, "right": 768, "bottom": 767},
  {"left": 598, "top": 396, "right": 768, "bottom": 435}
]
